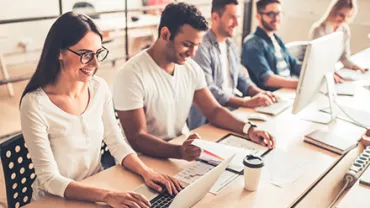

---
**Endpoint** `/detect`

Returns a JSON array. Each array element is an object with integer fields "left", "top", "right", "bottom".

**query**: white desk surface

[
  {"left": 336, "top": 180, "right": 370, "bottom": 207},
  {"left": 295, "top": 48, "right": 370, "bottom": 208},
  {"left": 24, "top": 87, "right": 366, "bottom": 208},
  {"left": 24, "top": 49, "right": 370, "bottom": 208}
]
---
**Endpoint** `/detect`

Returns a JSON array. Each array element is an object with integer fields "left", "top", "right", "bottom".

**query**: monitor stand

[{"left": 298, "top": 72, "right": 339, "bottom": 124}]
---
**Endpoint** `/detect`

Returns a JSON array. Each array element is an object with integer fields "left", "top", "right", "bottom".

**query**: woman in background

[
  {"left": 20, "top": 12, "right": 181, "bottom": 207},
  {"left": 309, "top": 0, "right": 367, "bottom": 74},
  {"left": 143, "top": 0, "right": 171, "bottom": 15}
]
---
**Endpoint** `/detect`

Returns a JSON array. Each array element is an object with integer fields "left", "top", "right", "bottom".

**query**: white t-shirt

[
  {"left": 219, "top": 42, "right": 234, "bottom": 95},
  {"left": 113, "top": 50, "right": 207, "bottom": 140},
  {"left": 270, "top": 35, "right": 290, "bottom": 77},
  {"left": 20, "top": 76, "right": 135, "bottom": 200}
]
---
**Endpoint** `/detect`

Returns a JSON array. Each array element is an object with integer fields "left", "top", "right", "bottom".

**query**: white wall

[
  {"left": 0, "top": 0, "right": 59, "bottom": 21},
  {"left": 1, "top": 0, "right": 369, "bottom": 66},
  {"left": 0, "top": 0, "right": 145, "bottom": 65}
]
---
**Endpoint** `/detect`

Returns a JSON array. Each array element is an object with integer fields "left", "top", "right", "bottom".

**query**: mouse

[
  {"left": 247, "top": 113, "right": 269, "bottom": 121},
  {"left": 131, "top": 16, "right": 139, "bottom": 22}
]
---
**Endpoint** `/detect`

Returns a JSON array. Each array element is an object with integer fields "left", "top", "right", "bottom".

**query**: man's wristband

[{"left": 242, "top": 121, "right": 257, "bottom": 134}]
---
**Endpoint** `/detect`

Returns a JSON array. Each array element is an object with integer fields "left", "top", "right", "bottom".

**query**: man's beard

[
  {"left": 219, "top": 25, "right": 233, "bottom": 38},
  {"left": 165, "top": 40, "right": 178, "bottom": 63},
  {"left": 261, "top": 17, "right": 275, "bottom": 32}
]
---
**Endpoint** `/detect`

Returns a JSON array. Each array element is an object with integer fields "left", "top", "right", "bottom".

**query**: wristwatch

[{"left": 242, "top": 121, "right": 257, "bottom": 134}]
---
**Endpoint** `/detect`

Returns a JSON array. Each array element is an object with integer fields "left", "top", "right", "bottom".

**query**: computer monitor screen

[{"left": 292, "top": 31, "right": 345, "bottom": 115}]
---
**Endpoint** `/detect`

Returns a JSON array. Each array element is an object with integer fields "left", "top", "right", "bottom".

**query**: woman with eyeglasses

[
  {"left": 20, "top": 12, "right": 181, "bottom": 207},
  {"left": 309, "top": 0, "right": 367, "bottom": 75}
]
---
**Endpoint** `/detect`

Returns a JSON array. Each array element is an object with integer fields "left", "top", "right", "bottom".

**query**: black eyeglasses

[
  {"left": 67, "top": 46, "right": 109, "bottom": 64},
  {"left": 259, "top": 11, "right": 281, "bottom": 19}
]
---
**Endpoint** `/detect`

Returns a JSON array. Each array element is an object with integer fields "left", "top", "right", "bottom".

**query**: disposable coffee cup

[{"left": 243, "top": 154, "right": 264, "bottom": 191}]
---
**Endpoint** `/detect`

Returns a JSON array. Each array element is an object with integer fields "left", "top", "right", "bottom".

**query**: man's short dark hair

[
  {"left": 158, "top": 3, "right": 208, "bottom": 40},
  {"left": 256, "top": 0, "right": 281, "bottom": 12},
  {"left": 211, "top": 0, "right": 239, "bottom": 16}
]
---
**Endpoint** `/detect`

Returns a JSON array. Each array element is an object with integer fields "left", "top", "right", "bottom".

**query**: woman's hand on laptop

[
  {"left": 104, "top": 191, "right": 150, "bottom": 208},
  {"left": 180, "top": 133, "right": 202, "bottom": 161},
  {"left": 142, "top": 169, "right": 183, "bottom": 196},
  {"left": 248, "top": 127, "right": 275, "bottom": 149}
]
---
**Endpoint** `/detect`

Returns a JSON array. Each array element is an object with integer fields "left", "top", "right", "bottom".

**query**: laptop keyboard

[{"left": 150, "top": 191, "right": 174, "bottom": 208}]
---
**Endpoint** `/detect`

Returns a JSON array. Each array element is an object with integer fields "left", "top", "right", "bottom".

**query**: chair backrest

[
  {"left": 285, "top": 41, "right": 309, "bottom": 62},
  {"left": 0, "top": 133, "right": 116, "bottom": 208},
  {"left": 100, "top": 142, "right": 116, "bottom": 169},
  {"left": 72, "top": 2, "right": 100, "bottom": 19},
  {"left": 0, "top": 133, "right": 35, "bottom": 208}
]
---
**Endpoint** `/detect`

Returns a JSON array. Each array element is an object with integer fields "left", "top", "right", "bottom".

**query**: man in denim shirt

[
  {"left": 188, "top": 0, "right": 277, "bottom": 130},
  {"left": 242, "top": 0, "right": 301, "bottom": 91}
]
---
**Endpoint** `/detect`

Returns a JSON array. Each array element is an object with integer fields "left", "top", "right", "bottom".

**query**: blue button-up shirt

[
  {"left": 188, "top": 30, "right": 255, "bottom": 130},
  {"left": 241, "top": 27, "right": 301, "bottom": 91}
]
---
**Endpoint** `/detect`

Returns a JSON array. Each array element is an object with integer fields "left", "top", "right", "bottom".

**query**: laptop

[{"left": 134, "top": 154, "right": 235, "bottom": 208}]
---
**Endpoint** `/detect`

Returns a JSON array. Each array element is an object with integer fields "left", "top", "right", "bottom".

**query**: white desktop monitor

[{"left": 292, "top": 31, "right": 345, "bottom": 118}]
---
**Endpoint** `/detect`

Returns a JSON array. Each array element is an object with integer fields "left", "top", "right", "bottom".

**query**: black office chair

[
  {"left": 0, "top": 133, "right": 116, "bottom": 207},
  {"left": 72, "top": 2, "right": 100, "bottom": 19},
  {"left": 0, "top": 133, "right": 35, "bottom": 208},
  {"left": 100, "top": 142, "right": 116, "bottom": 169}
]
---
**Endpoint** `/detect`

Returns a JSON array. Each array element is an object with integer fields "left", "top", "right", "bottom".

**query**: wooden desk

[
  {"left": 336, "top": 48, "right": 370, "bottom": 81},
  {"left": 24, "top": 88, "right": 366, "bottom": 208},
  {"left": 336, "top": 180, "right": 370, "bottom": 207}
]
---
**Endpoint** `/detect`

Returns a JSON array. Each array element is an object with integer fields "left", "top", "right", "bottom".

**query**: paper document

[
  {"left": 360, "top": 166, "right": 370, "bottom": 187},
  {"left": 319, "top": 82, "right": 356, "bottom": 96},
  {"left": 192, "top": 138, "right": 268, "bottom": 173},
  {"left": 218, "top": 134, "right": 269, "bottom": 153},
  {"left": 321, "top": 106, "right": 370, "bottom": 128},
  {"left": 263, "top": 148, "right": 310, "bottom": 188},
  {"left": 175, "top": 161, "right": 239, "bottom": 194},
  {"left": 335, "top": 82, "right": 356, "bottom": 96},
  {"left": 336, "top": 69, "right": 370, "bottom": 81}
]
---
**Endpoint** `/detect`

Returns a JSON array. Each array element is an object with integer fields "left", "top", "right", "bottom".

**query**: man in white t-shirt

[{"left": 113, "top": 2, "right": 275, "bottom": 161}]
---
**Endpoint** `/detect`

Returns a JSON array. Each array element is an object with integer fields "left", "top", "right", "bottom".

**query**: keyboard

[
  {"left": 255, "top": 99, "right": 293, "bottom": 115},
  {"left": 150, "top": 191, "right": 174, "bottom": 208},
  {"left": 336, "top": 68, "right": 370, "bottom": 81}
]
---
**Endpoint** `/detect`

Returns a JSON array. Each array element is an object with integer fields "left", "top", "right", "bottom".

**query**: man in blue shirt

[
  {"left": 188, "top": 0, "right": 278, "bottom": 130},
  {"left": 242, "top": 0, "right": 301, "bottom": 91}
]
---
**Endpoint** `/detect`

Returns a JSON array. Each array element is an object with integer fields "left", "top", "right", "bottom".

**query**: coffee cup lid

[{"left": 243, "top": 154, "right": 264, "bottom": 168}]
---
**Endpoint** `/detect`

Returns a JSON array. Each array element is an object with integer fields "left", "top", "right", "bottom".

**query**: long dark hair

[{"left": 20, "top": 12, "right": 102, "bottom": 104}]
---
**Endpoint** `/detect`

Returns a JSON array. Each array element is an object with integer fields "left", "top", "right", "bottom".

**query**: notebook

[{"left": 304, "top": 130, "right": 358, "bottom": 155}]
